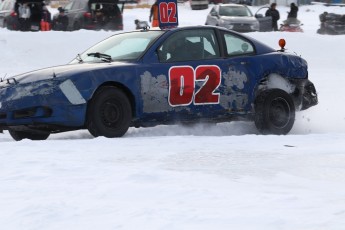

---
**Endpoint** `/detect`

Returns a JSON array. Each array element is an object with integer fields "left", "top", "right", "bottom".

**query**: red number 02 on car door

[{"left": 168, "top": 65, "right": 221, "bottom": 107}]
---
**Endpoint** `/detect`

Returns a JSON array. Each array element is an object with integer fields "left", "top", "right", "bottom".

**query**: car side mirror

[
  {"left": 255, "top": 14, "right": 263, "bottom": 18},
  {"left": 211, "top": 12, "right": 218, "bottom": 17}
]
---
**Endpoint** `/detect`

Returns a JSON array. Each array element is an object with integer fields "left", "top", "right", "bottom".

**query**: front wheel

[
  {"left": 254, "top": 89, "right": 295, "bottom": 135},
  {"left": 8, "top": 129, "right": 50, "bottom": 141},
  {"left": 86, "top": 86, "right": 132, "bottom": 138}
]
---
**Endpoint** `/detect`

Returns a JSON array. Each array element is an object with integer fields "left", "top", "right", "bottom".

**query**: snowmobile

[
  {"left": 317, "top": 12, "right": 345, "bottom": 35},
  {"left": 279, "top": 18, "right": 303, "bottom": 32}
]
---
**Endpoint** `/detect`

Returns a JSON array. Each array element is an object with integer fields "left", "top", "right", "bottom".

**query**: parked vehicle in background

[
  {"left": 209, "top": 0, "right": 223, "bottom": 4},
  {"left": 205, "top": 4, "right": 259, "bottom": 32},
  {"left": 190, "top": 0, "right": 208, "bottom": 10},
  {"left": 223, "top": 0, "right": 252, "bottom": 5},
  {"left": 317, "top": 11, "right": 345, "bottom": 35},
  {"left": 0, "top": 0, "right": 15, "bottom": 29},
  {"left": 52, "top": 0, "right": 129, "bottom": 31},
  {"left": 0, "top": 0, "right": 47, "bottom": 31}
]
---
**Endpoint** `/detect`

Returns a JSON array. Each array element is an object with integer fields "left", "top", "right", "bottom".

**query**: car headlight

[
  {"left": 251, "top": 21, "right": 260, "bottom": 31},
  {"left": 227, "top": 24, "right": 234, "bottom": 29},
  {"left": 219, "top": 19, "right": 233, "bottom": 29}
]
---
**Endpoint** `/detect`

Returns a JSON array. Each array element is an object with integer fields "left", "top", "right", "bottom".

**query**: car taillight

[
  {"left": 83, "top": 12, "right": 92, "bottom": 18},
  {"left": 10, "top": 11, "right": 17, "bottom": 17}
]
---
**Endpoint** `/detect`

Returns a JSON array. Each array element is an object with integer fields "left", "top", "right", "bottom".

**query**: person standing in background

[
  {"left": 41, "top": 4, "right": 51, "bottom": 31},
  {"left": 41, "top": 4, "right": 51, "bottom": 23},
  {"left": 265, "top": 3, "right": 280, "bottom": 31},
  {"left": 288, "top": 2, "right": 298, "bottom": 19},
  {"left": 149, "top": 0, "right": 159, "bottom": 27},
  {"left": 18, "top": 3, "right": 31, "bottom": 31},
  {"left": 53, "top": 7, "right": 69, "bottom": 31}
]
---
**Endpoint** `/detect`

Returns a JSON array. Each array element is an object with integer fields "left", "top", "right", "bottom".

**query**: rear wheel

[
  {"left": 73, "top": 21, "right": 81, "bottom": 31},
  {"left": 4, "top": 21, "right": 12, "bottom": 30},
  {"left": 254, "top": 89, "right": 295, "bottom": 135},
  {"left": 8, "top": 129, "right": 50, "bottom": 141},
  {"left": 86, "top": 86, "right": 132, "bottom": 138}
]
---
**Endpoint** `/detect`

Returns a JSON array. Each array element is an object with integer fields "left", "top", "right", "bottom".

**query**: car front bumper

[
  {"left": 292, "top": 79, "right": 318, "bottom": 111},
  {"left": 0, "top": 79, "right": 88, "bottom": 133}
]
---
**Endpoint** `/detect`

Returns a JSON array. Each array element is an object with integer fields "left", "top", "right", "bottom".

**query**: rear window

[
  {"left": 0, "top": 0, "right": 14, "bottom": 10},
  {"left": 89, "top": 2, "right": 121, "bottom": 15},
  {"left": 219, "top": 6, "right": 252, "bottom": 17}
]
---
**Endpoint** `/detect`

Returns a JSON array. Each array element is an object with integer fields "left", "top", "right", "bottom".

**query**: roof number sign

[{"left": 158, "top": 0, "right": 178, "bottom": 29}]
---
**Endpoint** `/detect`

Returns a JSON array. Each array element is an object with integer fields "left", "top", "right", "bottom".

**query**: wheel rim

[
  {"left": 100, "top": 99, "right": 122, "bottom": 128},
  {"left": 268, "top": 97, "right": 291, "bottom": 128}
]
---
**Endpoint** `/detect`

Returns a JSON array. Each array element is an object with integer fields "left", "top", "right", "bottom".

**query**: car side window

[
  {"left": 2, "top": 0, "right": 13, "bottom": 10},
  {"left": 210, "top": 7, "right": 217, "bottom": 15},
  {"left": 222, "top": 32, "right": 254, "bottom": 56},
  {"left": 0, "top": 1, "right": 6, "bottom": 10},
  {"left": 157, "top": 29, "right": 220, "bottom": 63},
  {"left": 64, "top": 2, "right": 74, "bottom": 10},
  {"left": 71, "top": 1, "right": 83, "bottom": 10}
]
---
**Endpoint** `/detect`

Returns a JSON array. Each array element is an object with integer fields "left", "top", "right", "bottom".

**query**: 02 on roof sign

[{"left": 158, "top": 0, "right": 179, "bottom": 29}]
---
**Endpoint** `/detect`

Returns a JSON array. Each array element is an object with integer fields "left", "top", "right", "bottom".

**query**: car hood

[
  {"left": 10, "top": 62, "right": 135, "bottom": 84},
  {"left": 220, "top": 16, "right": 258, "bottom": 23}
]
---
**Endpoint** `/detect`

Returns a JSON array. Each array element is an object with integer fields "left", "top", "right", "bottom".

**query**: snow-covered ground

[{"left": 1, "top": 3, "right": 345, "bottom": 230}]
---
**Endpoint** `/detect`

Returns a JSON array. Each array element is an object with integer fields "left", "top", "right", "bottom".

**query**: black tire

[
  {"left": 317, "top": 28, "right": 325, "bottom": 34},
  {"left": 86, "top": 86, "right": 132, "bottom": 138},
  {"left": 254, "top": 89, "right": 295, "bottom": 135},
  {"left": 73, "top": 21, "right": 81, "bottom": 31},
  {"left": 8, "top": 129, "right": 50, "bottom": 141},
  {"left": 5, "top": 21, "right": 13, "bottom": 30}
]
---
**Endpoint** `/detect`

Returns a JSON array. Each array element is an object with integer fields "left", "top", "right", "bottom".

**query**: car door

[
  {"left": 0, "top": 0, "right": 12, "bottom": 27},
  {"left": 139, "top": 28, "right": 254, "bottom": 123},
  {"left": 255, "top": 6, "right": 272, "bottom": 31},
  {"left": 218, "top": 30, "right": 260, "bottom": 111},
  {"left": 206, "top": 5, "right": 219, "bottom": 26},
  {"left": 0, "top": 1, "right": 5, "bottom": 27}
]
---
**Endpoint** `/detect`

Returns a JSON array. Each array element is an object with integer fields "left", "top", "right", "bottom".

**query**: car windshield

[
  {"left": 70, "top": 30, "right": 164, "bottom": 63},
  {"left": 219, "top": 6, "right": 252, "bottom": 17}
]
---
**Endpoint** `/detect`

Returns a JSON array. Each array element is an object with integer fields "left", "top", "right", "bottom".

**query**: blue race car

[{"left": 0, "top": 26, "right": 317, "bottom": 140}]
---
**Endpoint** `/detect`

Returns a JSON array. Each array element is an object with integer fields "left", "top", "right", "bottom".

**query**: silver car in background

[
  {"left": 190, "top": 0, "right": 209, "bottom": 10},
  {"left": 205, "top": 4, "right": 259, "bottom": 32}
]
